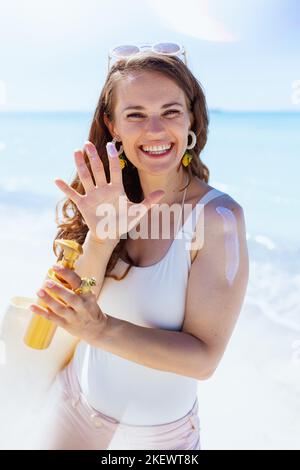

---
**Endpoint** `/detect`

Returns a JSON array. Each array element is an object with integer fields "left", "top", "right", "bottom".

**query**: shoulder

[
  {"left": 205, "top": 190, "right": 246, "bottom": 252},
  {"left": 189, "top": 178, "right": 248, "bottom": 266},
  {"left": 190, "top": 177, "right": 245, "bottom": 227},
  {"left": 206, "top": 192, "right": 245, "bottom": 230}
]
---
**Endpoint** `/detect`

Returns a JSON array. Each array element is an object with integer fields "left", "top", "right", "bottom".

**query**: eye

[{"left": 126, "top": 110, "right": 180, "bottom": 118}]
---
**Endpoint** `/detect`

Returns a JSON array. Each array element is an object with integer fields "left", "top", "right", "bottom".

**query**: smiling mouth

[{"left": 139, "top": 143, "right": 175, "bottom": 158}]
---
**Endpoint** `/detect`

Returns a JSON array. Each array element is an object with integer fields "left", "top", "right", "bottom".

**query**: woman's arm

[
  {"left": 180, "top": 199, "right": 249, "bottom": 374},
  {"left": 95, "top": 316, "right": 212, "bottom": 380},
  {"left": 73, "top": 231, "right": 119, "bottom": 299},
  {"left": 94, "top": 198, "right": 249, "bottom": 380}
]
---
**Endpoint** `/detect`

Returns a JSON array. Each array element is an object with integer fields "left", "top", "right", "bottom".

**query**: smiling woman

[{"left": 29, "top": 50, "right": 249, "bottom": 451}]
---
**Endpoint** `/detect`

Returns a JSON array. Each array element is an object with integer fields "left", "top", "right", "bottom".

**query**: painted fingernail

[
  {"left": 45, "top": 280, "right": 55, "bottom": 288},
  {"left": 37, "top": 290, "right": 45, "bottom": 297},
  {"left": 85, "top": 143, "right": 95, "bottom": 154},
  {"left": 106, "top": 142, "right": 118, "bottom": 157},
  {"left": 87, "top": 147, "right": 98, "bottom": 158},
  {"left": 53, "top": 265, "right": 63, "bottom": 271}
]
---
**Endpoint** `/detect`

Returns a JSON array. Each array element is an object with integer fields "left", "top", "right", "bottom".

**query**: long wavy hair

[{"left": 53, "top": 52, "right": 210, "bottom": 280}]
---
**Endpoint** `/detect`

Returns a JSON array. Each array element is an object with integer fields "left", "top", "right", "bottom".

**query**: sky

[{"left": 0, "top": 0, "right": 299, "bottom": 112}]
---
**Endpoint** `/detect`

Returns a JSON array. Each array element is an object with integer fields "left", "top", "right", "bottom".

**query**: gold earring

[
  {"left": 181, "top": 152, "right": 193, "bottom": 167},
  {"left": 112, "top": 136, "right": 127, "bottom": 170},
  {"left": 181, "top": 130, "right": 196, "bottom": 167},
  {"left": 119, "top": 152, "right": 127, "bottom": 170}
]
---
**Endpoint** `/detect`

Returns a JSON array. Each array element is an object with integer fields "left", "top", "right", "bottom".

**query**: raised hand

[{"left": 54, "top": 141, "right": 165, "bottom": 245}]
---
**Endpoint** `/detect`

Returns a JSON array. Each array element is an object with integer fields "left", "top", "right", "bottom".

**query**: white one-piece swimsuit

[{"left": 72, "top": 187, "right": 225, "bottom": 425}]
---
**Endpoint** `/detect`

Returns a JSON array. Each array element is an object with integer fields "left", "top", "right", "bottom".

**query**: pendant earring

[
  {"left": 112, "top": 136, "right": 126, "bottom": 169},
  {"left": 182, "top": 130, "right": 196, "bottom": 167}
]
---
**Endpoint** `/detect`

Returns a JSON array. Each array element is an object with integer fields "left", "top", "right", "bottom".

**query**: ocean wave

[
  {"left": 0, "top": 188, "right": 57, "bottom": 210},
  {"left": 247, "top": 260, "right": 300, "bottom": 332},
  {"left": 253, "top": 234, "right": 277, "bottom": 250},
  {"left": 244, "top": 234, "right": 300, "bottom": 332}
]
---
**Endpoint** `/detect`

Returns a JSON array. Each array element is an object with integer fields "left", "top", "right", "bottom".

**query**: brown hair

[{"left": 53, "top": 52, "right": 210, "bottom": 280}]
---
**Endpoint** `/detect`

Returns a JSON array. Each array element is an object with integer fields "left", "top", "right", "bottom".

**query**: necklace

[
  {"left": 174, "top": 172, "right": 190, "bottom": 235},
  {"left": 122, "top": 173, "right": 190, "bottom": 267}
]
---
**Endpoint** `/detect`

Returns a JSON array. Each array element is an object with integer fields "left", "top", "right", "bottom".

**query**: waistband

[{"left": 57, "top": 360, "right": 200, "bottom": 433}]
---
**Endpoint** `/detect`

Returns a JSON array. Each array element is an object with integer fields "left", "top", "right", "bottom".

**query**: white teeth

[{"left": 141, "top": 143, "right": 172, "bottom": 152}]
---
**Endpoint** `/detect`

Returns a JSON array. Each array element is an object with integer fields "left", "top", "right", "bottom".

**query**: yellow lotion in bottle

[{"left": 24, "top": 239, "right": 83, "bottom": 350}]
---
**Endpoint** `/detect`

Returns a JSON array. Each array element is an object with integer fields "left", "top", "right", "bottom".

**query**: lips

[{"left": 139, "top": 143, "right": 174, "bottom": 158}]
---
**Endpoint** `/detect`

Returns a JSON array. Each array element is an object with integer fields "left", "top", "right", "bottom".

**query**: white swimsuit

[{"left": 72, "top": 187, "right": 225, "bottom": 425}]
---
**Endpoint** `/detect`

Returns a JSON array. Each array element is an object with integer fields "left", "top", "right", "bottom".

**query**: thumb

[
  {"left": 127, "top": 190, "right": 165, "bottom": 233},
  {"left": 141, "top": 189, "right": 165, "bottom": 211}
]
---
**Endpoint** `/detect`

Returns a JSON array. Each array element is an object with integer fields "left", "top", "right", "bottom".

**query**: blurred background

[{"left": 0, "top": 0, "right": 299, "bottom": 450}]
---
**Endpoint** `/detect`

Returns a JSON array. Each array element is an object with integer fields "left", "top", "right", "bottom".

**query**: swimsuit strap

[{"left": 174, "top": 174, "right": 189, "bottom": 235}]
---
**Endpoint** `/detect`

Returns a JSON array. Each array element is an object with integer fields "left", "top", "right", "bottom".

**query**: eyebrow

[{"left": 122, "top": 102, "right": 184, "bottom": 112}]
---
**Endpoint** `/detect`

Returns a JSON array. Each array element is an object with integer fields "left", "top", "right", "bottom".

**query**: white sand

[{"left": 197, "top": 300, "right": 300, "bottom": 450}]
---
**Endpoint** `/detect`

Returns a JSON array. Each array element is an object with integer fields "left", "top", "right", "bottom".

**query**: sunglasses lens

[
  {"left": 112, "top": 45, "right": 140, "bottom": 58},
  {"left": 153, "top": 43, "right": 181, "bottom": 54}
]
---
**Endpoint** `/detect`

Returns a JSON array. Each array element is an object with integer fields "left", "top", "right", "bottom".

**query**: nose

[{"left": 145, "top": 114, "right": 166, "bottom": 134}]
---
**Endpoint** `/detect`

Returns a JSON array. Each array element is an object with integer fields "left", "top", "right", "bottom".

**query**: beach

[{"left": 198, "top": 299, "right": 300, "bottom": 450}]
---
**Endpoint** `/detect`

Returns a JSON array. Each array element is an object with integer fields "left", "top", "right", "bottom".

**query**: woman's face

[{"left": 105, "top": 71, "right": 194, "bottom": 174}]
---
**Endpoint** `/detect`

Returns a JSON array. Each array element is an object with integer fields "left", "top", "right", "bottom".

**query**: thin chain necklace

[
  {"left": 174, "top": 172, "right": 190, "bottom": 235},
  {"left": 122, "top": 173, "right": 190, "bottom": 267}
]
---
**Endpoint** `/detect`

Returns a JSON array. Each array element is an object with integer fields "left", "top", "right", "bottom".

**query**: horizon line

[{"left": 0, "top": 108, "right": 299, "bottom": 114}]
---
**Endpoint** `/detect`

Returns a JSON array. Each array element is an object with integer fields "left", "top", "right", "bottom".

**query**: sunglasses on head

[{"left": 107, "top": 42, "right": 187, "bottom": 72}]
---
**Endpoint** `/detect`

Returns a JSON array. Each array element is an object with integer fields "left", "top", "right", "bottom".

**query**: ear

[
  {"left": 188, "top": 110, "right": 195, "bottom": 129},
  {"left": 103, "top": 113, "right": 116, "bottom": 138}
]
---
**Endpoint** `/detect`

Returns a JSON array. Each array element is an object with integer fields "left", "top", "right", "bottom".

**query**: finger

[
  {"left": 36, "top": 287, "right": 75, "bottom": 320},
  {"left": 40, "top": 280, "right": 81, "bottom": 311},
  {"left": 54, "top": 179, "right": 81, "bottom": 204},
  {"left": 84, "top": 141, "right": 107, "bottom": 187},
  {"left": 51, "top": 265, "right": 82, "bottom": 291},
  {"left": 74, "top": 149, "right": 95, "bottom": 193},
  {"left": 138, "top": 189, "right": 166, "bottom": 213},
  {"left": 106, "top": 142, "right": 123, "bottom": 186},
  {"left": 128, "top": 190, "right": 166, "bottom": 230},
  {"left": 29, "top": 303, "right": 67, "bottom": 328}
]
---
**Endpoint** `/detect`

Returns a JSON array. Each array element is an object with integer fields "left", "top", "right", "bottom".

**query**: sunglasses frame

[{"left": 107, "top": 42, "right": 187, "bottom": 72}]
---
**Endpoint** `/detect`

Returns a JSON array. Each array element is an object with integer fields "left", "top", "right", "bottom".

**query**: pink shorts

[{"left": 35, "top": 361, "right": 201, "bottom": 450}]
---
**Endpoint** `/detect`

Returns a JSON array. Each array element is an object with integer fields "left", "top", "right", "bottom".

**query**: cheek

[{"left": 121, "top": 124, "right": 142, "bottom": 142}]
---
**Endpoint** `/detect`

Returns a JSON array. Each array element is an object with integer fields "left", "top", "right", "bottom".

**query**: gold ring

[{"left": 74, "top": 276, "right": 97, "bottom": 295}]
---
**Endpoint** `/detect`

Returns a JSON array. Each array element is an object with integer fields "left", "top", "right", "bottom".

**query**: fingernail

[
  {"left": 37, "top": 290, "right": 45, "bottom": 297},
  {"left": 53, "top": 265, "right": 63, "bottom": 271},
  {"left": 85, "top": 142, "right": 96, "bottom": 154},
  {"left": 45, "top": 280, "right": 55, "bottom": 288},
  {"left": 106, "top": 142, "right": 118, "bottom": 157}
]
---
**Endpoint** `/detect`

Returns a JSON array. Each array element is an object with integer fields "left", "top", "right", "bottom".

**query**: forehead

[{"left": 114, "top": 71, "right": 187, "bottom": 110}]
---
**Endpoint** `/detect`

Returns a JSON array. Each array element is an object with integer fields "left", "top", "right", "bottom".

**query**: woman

[{"left": 30, "top": 48, "right": 249, "bottom": 450}]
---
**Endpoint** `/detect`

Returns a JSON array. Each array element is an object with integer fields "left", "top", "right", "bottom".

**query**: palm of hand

[{"left": 54, "top": 141, "right": 165, "bottom": 243}]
